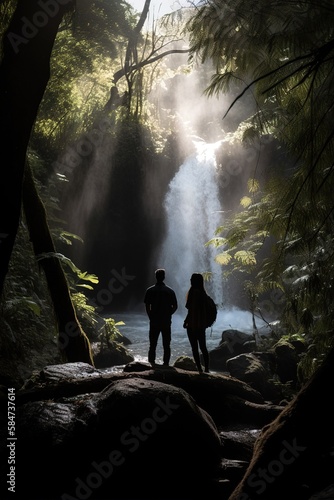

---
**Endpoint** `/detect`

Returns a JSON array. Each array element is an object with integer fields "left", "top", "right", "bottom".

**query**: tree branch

[{"left": 113, "top": 48, "right": 189, "bottom": 84}]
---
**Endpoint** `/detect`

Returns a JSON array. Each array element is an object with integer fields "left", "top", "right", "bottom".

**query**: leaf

[
  {"left": 206, "top": 236, "right": 226, "bottom": 248},
  {"left": 292, "top": 275, "right": 310, "bottom": 286},
  {"left": 60, "top": 231, "right": 84, "bottom": 246},
  {"left": 283, "top": 265, "right": 299, "bottom": 277},
  {"left": 77, "top": 271, "right": 99, "bottom": 284},
  {"left": 37, "top": 252, "right": 81, "bottom": 273},
  {"left": 36, "top": 253, "right": 99, "bottom": 284},
  {"left": 247, "top": 178, "right": 260, "bottom": 193},
  {"left": 25, "top": 300, "right": 41, "bottom": 316},
  {"left": 240, "top": 196, "right": 252, "bottom": 208},
  {"left": 76, "top": 284, "right": 95, "bottom": 290},
  {"left": 242, "top": 126, "right": 260, "bottom": 144},
  {"left": 215, "top": 252, "right": 233, "bottom": 265},
  {"left": 234, "top": 250, "right": 257, "bottom": 265}
]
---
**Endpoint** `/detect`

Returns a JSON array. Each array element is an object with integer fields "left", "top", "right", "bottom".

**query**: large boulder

[
  {"left": 226, "top": 353, "right": 282, "bottom": 401},
  {"left": 19, "top": 363, "right": 284, "bottom": 428},
  {"left": 16, "top": 378, "right": 222, "bottom": 500},
  {"left": 272, "top": 339, "right": 299, "bottom": 385},
  {"left": 208, "top": 330, "right": 255, "bottom": 371},
  {"left": 173, "top": 355, "right": 198, "bottom": 371},
  {"left": 92, "top": 342, "right": 134, "bottom": 369}
]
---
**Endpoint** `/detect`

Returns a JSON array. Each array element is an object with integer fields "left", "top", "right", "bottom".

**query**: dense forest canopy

[{"left": 0, "top": 0, "right": 334, "bottom": 385}]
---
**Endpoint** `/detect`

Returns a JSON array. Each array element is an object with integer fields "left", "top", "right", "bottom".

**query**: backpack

[{"left": 205, "top": 295, "right": 217, "bottom": 328}]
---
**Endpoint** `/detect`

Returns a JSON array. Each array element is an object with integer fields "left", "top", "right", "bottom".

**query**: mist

[{"left": 58, "top": 46, "right": 262, "bottom": 319}]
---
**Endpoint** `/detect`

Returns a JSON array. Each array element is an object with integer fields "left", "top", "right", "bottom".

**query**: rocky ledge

[{"left": 0, "top": 361, "right": 285, "bottom": 500}]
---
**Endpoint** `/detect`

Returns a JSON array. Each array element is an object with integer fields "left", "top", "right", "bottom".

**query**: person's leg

[
  {"left": 148, "top": 323, "right": 160, "bottom": 365},
  {"left": 187, "top": 328, "right": 203, "bottom": 372},
  {"left": 161, "top": 324, "right": 171, "bottom": 366},
  {"left": 198, "top": 330, "right": 209, "bottom": 372}
]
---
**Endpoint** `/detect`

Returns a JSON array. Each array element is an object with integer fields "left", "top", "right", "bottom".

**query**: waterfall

[{"left": 158, "top": 139, "right": 223, "bottom": 311}]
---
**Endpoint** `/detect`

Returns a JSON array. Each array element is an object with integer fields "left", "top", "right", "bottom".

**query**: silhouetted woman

[{"left": 183, "top": 273, "right": 210, "bottom": 373}]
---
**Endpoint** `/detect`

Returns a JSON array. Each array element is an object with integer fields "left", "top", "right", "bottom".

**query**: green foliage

[
  {"left": 98, "top": 317, "right": 126, "bottom": 350},
  {"left": 0, "top": 1, "right": 191, "bottom": 377},
  {"left": 36, "top": 252, "right": 99, "bottom": 291},
  {"left": 0, "top": 220, "right": 61, "bottom": 382},
  {"left": 0, "top": 0, "right": 15, "bottom": 41},
  {"left": 189, "top": 0, "right": 334, "bottom": 380}
]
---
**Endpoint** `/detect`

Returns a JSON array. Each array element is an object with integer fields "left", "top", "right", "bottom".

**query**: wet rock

[
  {"left": 22, "top": 361, "right": 102, "bottom": 389},
  {"left": 220, "top": 458, "right": 249, "bottom": 491},
  {"left": 220, "top": 426, "right": 261, "bottom": 461},
  {"left": 123, "top": 360, "right": 152, "bottom": 372}
]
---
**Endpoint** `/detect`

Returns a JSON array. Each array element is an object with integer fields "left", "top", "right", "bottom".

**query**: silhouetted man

[{"left": 144, "top": 268, "right": 178, "bottom": 367}]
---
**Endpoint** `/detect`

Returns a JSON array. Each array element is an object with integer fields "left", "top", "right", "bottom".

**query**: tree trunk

[
  {"left": 0, "top": 0, "right": 73, "bottom": 296},
  {"left": 23, "top": 160, "right": 94, "bottom": 365},
  {"left": 229, "top": 346, "right": 334, "bottom": 499}
]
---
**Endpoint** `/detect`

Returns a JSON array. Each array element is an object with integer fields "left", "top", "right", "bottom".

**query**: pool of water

[{"left": 110, "top": 308, "right": 266, "bottom": 366}]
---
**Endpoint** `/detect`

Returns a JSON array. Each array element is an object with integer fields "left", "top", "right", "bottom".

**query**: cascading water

[
  {"left": 112, "top": 139, "right": 269, "bottom": 365},
  {"left": 158, "top": 139, "right": 223, "bottom": 311}
]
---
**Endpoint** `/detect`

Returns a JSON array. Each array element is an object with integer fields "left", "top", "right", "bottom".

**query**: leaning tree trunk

[
  {"left": 229, "top": 345, "right": 334, "bottom": 499},
  {"left": 0, "top": 0, "right": 73, "bottom": 296},
  {"left": 23, "top": 161, "right": 94, "bottom": 365}
]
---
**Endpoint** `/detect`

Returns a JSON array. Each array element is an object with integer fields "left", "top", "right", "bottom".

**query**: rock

[
  {"left": 22, "top": 361, "right": 102, "bottom": 389},
  {"left": 15, "top": 378, "right": 222, "bottom": 500},
  {"left": 220, "top": 426, "right": 261, "bottom": 462},
  {"left": 221, "top": 329, "right": 253, "bottom": 346},
  {"left": 219, "top": 459, "right": 249, "bottom": 495},
  {"left": 18, "top": 363, "right": 284, "bottom": 427},
  {"left": 13, "top": 362, "right": 286, "bottom": 499},
  {"left": 209, "top": 332, "right": 255, "bottom": 372},
  {"left": 226, "top": 353, "right": 282, "bottom": 401},
  {"left": 309, "top": 484, "right": 334, "bottom": 499},
  {"left": 173, "top": 355, "right": 198, "bottom": 371},
  {"left": 123, "top": 360, "right": 152, "bottom": 372},
  {"left": 272, "top": 339, "right": 299, "bottom": 384},
  {"left": 228, "top": 345, "right": 334, "bottom": 499},
  {"left": 93, "top": 343, "right": 134, "bottom": 369}
]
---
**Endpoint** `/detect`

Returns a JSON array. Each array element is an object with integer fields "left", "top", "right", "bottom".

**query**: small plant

[{"left": 98, "top": 317, "right": 126, "bottom": 350}]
